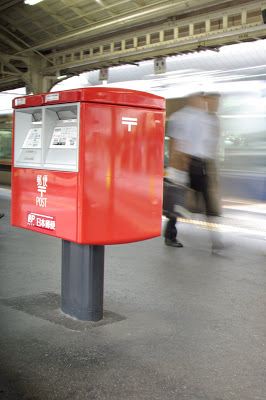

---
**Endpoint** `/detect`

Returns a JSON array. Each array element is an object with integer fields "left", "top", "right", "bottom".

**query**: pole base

[{"left": 61, "top": 240, "right": 105, "bottom": 322}]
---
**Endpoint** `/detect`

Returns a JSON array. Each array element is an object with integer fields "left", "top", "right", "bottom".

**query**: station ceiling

[{"left": 1, "top": 0, "right": 266, "bottom": 93}]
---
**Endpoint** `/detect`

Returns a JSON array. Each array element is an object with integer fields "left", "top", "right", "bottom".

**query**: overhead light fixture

[{"left": 24, "top": 0, "right": 43, "bottom": 5}]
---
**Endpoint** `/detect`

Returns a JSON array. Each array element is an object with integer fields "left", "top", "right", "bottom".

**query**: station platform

[{"left": 1, "top": 185, "right": 266, "bottom": 400}]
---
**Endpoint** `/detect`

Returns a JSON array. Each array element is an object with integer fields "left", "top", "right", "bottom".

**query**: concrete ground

[{"left": 1, "top": 185, "right": 266, "bottom": 400}]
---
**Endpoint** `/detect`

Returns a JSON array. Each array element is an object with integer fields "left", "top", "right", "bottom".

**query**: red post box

[
  {"left": 12, "top": 87, "right": 165, "bottom": 244},
  {"left": 12, "top": 87, "right": 165, "bottom": 322}
]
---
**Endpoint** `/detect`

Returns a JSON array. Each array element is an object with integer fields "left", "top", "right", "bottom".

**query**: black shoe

[
  {"left": 165, "top": 238, "right": 183, "bottom": 247},
  {"left": 0, "top": 213, "right": 5, "bottom": 219}
]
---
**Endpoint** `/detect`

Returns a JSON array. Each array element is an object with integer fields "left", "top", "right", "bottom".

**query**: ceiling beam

[
  {"left": 13, "top": 0, "right": 210, "bottom": 53},
  {"left": 38, "top": 3, "right": 73, "bottom": 30},
  {"left": 68, "top": 6, "right": 95, "bottom": 23},
  {"left": 0, "top": 0, "right": 21, "bottom": 12},
  {"left": 0, "top": 32, "right": 24, "bottom": 52},
  {"left": 0, "top": 56, "right": 24, "bottom": 76},
  {"left": 133, "top": 0, "right": 146, "bottom": 6},
  {"left": 94, "top": 0, "right": 117, "bottom": 17}
]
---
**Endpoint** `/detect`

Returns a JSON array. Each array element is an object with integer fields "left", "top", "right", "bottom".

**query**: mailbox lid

[
  {"left": 13, "top": 87, "right": 165, "bottom": 110},
  {"left": 80, "top": 87, "right": 165, "bottom": 110}
]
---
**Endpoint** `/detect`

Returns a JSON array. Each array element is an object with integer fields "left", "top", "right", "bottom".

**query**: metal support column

[{"left": 61, "top": 240, "right": 105, "bottom": 322}]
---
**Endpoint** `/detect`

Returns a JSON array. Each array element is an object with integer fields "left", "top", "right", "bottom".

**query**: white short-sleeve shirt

[{"left": 167, "top": 106, "right": 212, "bottom": 158}]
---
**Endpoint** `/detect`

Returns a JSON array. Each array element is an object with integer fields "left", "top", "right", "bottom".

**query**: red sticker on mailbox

[{"left": 27, "top": 212, "right": 56, "bottom": 232}]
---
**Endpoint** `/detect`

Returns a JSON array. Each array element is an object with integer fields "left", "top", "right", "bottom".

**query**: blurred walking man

[{"left": 165, "top": 91, "right": 224, "bottom": 252}]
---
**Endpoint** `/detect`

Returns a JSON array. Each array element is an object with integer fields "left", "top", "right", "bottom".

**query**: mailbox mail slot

[{"left": 11, "top": 87, "right": 165, "bottom": 244}]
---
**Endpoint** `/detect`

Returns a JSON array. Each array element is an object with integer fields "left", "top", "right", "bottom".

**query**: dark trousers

[
  {"left": 165, "top": 217, "right": 177, "bottom": 241},
  {"left": 189, "top": 156, "right": 212, "bottom": 216}
]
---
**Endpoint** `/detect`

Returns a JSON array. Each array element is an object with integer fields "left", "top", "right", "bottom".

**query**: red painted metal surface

[
  {"left": 13, "top": 87, "right": 165, "bottom": 110},
  {"left": 12, "top": 94, "right": 43, "bottom": 109},
  {"left": 78, "top": 102, "right": 165, "bottom": 244},
  {"left": 80, "top": 87, "right": 165, "bottom": 109},
  {"left": 11, "top": 87, "right": 165, "bottom": 244},
  {"left": 11, "top": 169, "right": 78, "bottom": 241}
]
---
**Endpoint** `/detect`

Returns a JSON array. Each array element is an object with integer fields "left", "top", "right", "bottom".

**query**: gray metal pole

[{"left": 61, "top": 240, "right": 105, "bottom": 322}]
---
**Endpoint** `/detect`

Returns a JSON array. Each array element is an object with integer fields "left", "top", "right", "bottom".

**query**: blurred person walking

[
  {"left": 164, "top": 91, "right": 224, "bottom": 252},
  {"left": 163, "top": 92, "right": 205, "bottom": 247}
]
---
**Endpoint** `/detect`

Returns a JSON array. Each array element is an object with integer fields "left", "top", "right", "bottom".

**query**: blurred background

[{"left": 1, "top": 39, "right": 266, "bottom": 207}]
